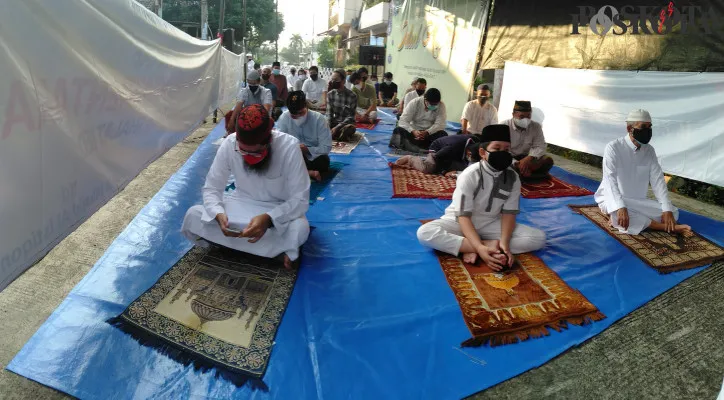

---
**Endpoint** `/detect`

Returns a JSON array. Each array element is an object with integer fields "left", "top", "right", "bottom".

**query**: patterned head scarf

[{"left": 236, "top": 104, "right": 273, "bottom": 145}]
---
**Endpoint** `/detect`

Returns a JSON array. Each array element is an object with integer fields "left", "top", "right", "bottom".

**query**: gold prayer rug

[
  {"left": 109, "top": 245, "right": 296, "bottom": 385},
  {"left": 434, "top": 251, "right": 604, "bottom": 347},
  {"left": 390, "top": 163, "right": 456, "bottom": 199},
  {"left": 331, "top": 133, "right": 364, "bottom": 154},
  {"left": 570, "top": 204, "right": 724, "bottom": 274}
]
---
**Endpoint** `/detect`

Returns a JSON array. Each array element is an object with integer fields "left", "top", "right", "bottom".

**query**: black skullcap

[
  {"left": 514, "top": 100, "right": 532, "bottom": 112},
  {"left": 424, "top": 88, "right": 441, "bottom": 103},
  {"left": 286, "top": 91, "right": 307, "bottom": 114},
  {"left": 481, "top": 124, "right": 511, "bottom": 143}
]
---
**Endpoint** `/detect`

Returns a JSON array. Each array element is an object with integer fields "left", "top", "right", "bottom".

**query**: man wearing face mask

[
  {"left": 594, "top": 109, "right": 690, "bottom": 236},
  {"left": 182, "top": 104, "right": 311, "bottom": 270},
  {"left": 326, "top": 69, "right": 358, "bottom": 141},
  {"left": 390, "top": 88, "right": 448, "bottom": 152},
  {"left": 461, "top": 85, "right": 498, "bottom": 135},
  {"left": 500, "top": 100, "right": 554, "bottom": 182},
  {"left": 417, "top": 124, "right": 547, "bottom": 270},
  {"left": 378, "top": 72, "right": 399, "bottom": 107},
  {"left": 302, "top": 66, "right": 328, "bottom": 111},
  {"left": 394, "top": 134, "right": 481, "bottom": 176},
  {"left": 269, "top": 61, "right": 289, "bottom": 105},
  {"left": 276, "top": 91, "right": 332, "bottom": 182},
  {"left": 400, "top": 78, "right": 427, "bottom": 116},
  {"left": 260, "top": 67, "right": 283, "bottom": 120},
  {"left": 226, "top": 70, "right": 273, "bottom": 135},
  {"left": 351, "top": 71, "right": 378, "bottom": 123},
  {"left": 294, "top": 68, "right": 307, "bottom": 91}
]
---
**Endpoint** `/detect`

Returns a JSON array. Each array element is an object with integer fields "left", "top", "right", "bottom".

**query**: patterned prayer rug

[
  {"left": 108, "top": 245, "right": 297, "bottom": 386},
  {"left": 570, "top": 204, "right": 724, "bottom": 274},
  {"left": 331, "top": 133, "right": 364, "bottom": 155},
  {"left": 309, "top": 162, "right": 344, "bottom": 204},
  {"left": 385, "top": 148, "right": 431, "bottom": 158},
  {"left": 521, "top": 175, "right": 594, "bottom": 199},
  {"left": 434, "top": 251, "right": 605, "bottom": 347},
  {"left": 355, "top": 119, "right": 380, "bottom": 130},
  {"left": 390, "top": 163, "right": 456, "bottom": 199}
]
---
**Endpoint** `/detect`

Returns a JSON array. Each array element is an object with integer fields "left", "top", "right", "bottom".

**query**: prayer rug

[
  {"left": 433, "top": 249, "right": 605, "bottom": 347},
  {"left": 331, "top": 133, "right": 364, "bottom": 155},
  {"left": 570, "top": 204, "right": 724, "bottom": 274},
  {"left": 108, "top": 245, "right": 297, "bottom": 386},
  {"left": 385, "top": 148, "right": 430, "bottom": 158},
  {"left": 309, "top": 162, "right": 344, "bottom": 204},
  {"left": 390, "top": 163, "right": 455, "bottom": 199},
  {"left": 355, "top": 119, "right": 380, "bottom": 130},
  {"left": 520, "top": 175, "right": 594, "bottom": 199}
]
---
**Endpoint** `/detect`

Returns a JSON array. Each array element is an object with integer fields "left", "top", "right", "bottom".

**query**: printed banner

[
  {"left": 0, "top": 0, "right": 242, "bottom": 290},
  {"left": 385, "top": 0, "right": 489, "bottom": 122}
]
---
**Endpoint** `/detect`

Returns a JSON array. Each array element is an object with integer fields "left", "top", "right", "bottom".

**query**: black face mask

[
  {"left": 261, "top": 74, "right": 271, "bottom": 81},
  {"left": 477, "top": 96, "right": 487, "bottom": 104},
  {"left": 310, "top": 74, "right": 318, "bottom": 81},
  {"left": 486, "top": 150, "right": 513, "bottom": 171},
  {"left": 416, "top": 89, "right": 425, "bottom": 96},
  {"left": 632, "top": 127, "right": 652, "bottom": 144},
  {"left": 248, "top": 85, "right": 259, "bottom": 93}
]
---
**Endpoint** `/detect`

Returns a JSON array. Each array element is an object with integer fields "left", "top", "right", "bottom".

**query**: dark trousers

[
  {"left": 513, "top": 154, "right": 554, "bottom": 182},
  {"left": 305, "top": 154, "right": 330, "bottom": 173},
  {"left": 389, "top": 127, "right": 448, "bottom": 153}
]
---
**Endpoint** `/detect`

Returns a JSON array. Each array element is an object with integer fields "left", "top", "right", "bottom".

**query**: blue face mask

[
  {"left": 272, "top": 69, "right": 281, "bottom": 75},
  {"left": 427, "top": 104, "right": 438, "bottom": 111}
]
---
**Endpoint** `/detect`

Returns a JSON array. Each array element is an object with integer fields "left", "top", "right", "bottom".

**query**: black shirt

[{"left": 379, "top": 82, "right": 398, "bottom": 99}]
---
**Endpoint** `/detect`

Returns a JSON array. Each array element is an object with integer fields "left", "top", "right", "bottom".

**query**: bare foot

[
  {"left": 309, "top": 170, "right": 322, "bottom": 182},
  {"left": 395, "top": 156, "right": 411, "bottom": 166},
  {"left": 481, "top": 239, "right": 500, "bottom": 250},
  {"left": 462, "top": 252, "right": 478, "bottom": 264},
  {"left": 674, "top": 224, "right": 692, "bottom": 234},
  {"left": 283, "top": 254, "right": 293, "bottom": 269}
]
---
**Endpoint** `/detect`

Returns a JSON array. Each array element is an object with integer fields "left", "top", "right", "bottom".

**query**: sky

[{"left": 276, "top": 0, "right": 329, "bottom": 48}]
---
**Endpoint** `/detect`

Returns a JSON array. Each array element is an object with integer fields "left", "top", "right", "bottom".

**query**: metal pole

[
  {"left": 274, "top": 0, "right": 278, "bottom": 61},
  {"left": 218, "top": 0, "right": 226, "bottom": 38},
  {"left": 243, "top": 0, "right": 247, "bottom": 82}
]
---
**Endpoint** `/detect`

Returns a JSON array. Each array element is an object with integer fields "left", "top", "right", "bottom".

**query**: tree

[
  {"left": 279, "top": 35, "right": 308, "bottom": 64},
  {"left": 317, "top": 38, "right": 336, "bottom": 68},
  {"left": 162, "top": 0, "right": 284, "bottom": 55}
]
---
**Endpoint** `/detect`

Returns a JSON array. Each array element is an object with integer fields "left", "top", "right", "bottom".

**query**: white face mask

[
  {"left": 355, "top": 83, "right": 364, "bottom": 90},
  {"left": 384, "top": 79, "right": 391, "bottom": 84},
  {"left": 514, "top": 118, "right": 531, "bottom": 129},
  {"left": 292, "top": 113, "right": 308, "bottom": 126},
  {"left": 298, "top": 74, "right": 307, "bottom": 80}
]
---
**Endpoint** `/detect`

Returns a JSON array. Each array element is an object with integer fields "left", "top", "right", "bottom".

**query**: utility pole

[
  {"left": 201, "top": 0, "right": 208, "bottom": 40},
  {"left": 217, "top": 0, "right": 226, "bottom": 39},
  {"left": 242, "top": 0, "right": 247, "bottom": 83},
  {"left": 274, "top": 0, "right": 278, "bottom": 61}
]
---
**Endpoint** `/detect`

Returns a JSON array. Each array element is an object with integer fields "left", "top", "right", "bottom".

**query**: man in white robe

[
  {"left": 182, "top": 104, "right": 310, "bottom": 268},
  {"left": 594, "top": 109, "right": 690, "bottom": 235},
  {"left": 417, "top": 124, "right": 546, "bottom": 270}
]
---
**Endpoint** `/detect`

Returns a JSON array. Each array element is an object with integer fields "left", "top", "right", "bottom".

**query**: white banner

[
  {"left": 0, "top": 0, "right": 241, "bottom": 290},
  {"left": 498, "top": 61, "right": 724, "bottom": 187}
]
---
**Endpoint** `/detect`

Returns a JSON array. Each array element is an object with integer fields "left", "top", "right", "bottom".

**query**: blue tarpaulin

[{"left": 8, "top": 109, "right": 724, "bottom": 399}]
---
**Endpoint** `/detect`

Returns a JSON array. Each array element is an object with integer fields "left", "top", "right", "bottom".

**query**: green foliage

[
  {"left": 362, "top": 0, "right": 388, "bottom": 8},
  {"left": 547, "top": 144, "right": 602, "bottom": 169},
  {"left": 162, "top": 0, "right": 284, "bottom": 54},
  {"left": 345, "top": 50, "right": 360, "bottom": 66},
  {"left": 317, "top": 38, "right": 336, "bottom": 68},
  {"left": 279, "top": 34, "right": 310, "bottom": 64}
]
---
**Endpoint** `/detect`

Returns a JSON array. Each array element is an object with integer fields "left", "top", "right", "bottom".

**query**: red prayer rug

[
  {"left": 390, "top": 163, "right": 456, "bottom": 199},
  {"left": 434, "top": 251, "right": 605, "bottom": 347},
  {"left": 355, "top": 119, "right": 380, "bottom": 130},
  {"left": 521, "top": 175, "right": 594, "bottom": 199},
  {"left": 570, "top": 204, "right": 724, "bottom": 273}
]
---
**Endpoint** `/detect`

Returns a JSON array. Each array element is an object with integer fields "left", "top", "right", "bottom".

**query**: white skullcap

[
  {"left": 246, "top": 53, "right": 253, "bottom": 57},
  {"left": 625, "top": 109, "right": 652, "bottom": 123}
]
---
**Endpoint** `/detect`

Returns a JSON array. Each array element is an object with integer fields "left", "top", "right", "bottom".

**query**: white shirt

[
  {"left": 237, "top": 86, "right": 273, "bottom": 107},
  {"left": 302, "top": 78, "right": 328, "bottom": 103},
  {"left": 461, "top": 101, "right": 498, "bottom": 134},
  {"left": 275, "top": 110, "right": 332, "bottom": 160},
  {"left": 442, "top": 160, "right": 520, "bottom": 227},
  {"left": 399, "top": 96, "right": 447, "bottom": 133},
  {"left": 287, "top": 74, "right": 298, "bottom": 89},
  {"left": 403, "top": 90, "right": 423, "bottom": 108},
  {"left": 246, "top": 59, "right": 255, "bottom": 74},
  {"left": 201, "top": 131, "right": 310, "bottom": 231},
  {"left": 594, "top": 135, "right": 674, "bottom": 213}
]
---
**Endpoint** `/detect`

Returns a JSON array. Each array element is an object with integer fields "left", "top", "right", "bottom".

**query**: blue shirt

[{"left": 275, "top": 110, "right": 332, "bottom": 160}]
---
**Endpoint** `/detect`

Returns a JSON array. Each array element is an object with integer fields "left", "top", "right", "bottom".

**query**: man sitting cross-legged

[
  {"left": 395, "top": 134, "right": 482, "bottom": 176},
  {"left": 182, "top": 104, "right": 311, "bottom": 269},
  {"left": 276, "top": 91, "right": 332, "bottom": 182},
  {"left": 389, "top": 88, "right": 448, "bottom": 153},
  {"left": 595, "top": 109, "right": 690, "bottom": 235},
  {"left": 326, "top": 69, "right": 358, "bottom": 141},
  {"left": 350, "top": 70, "right": 378, "bottom": 123},
  {"left": 500, "top": 100, "right": 555, "bottom": 182},
  {"left": 417, "top": 124, "right": 546, "bottom": 270},
  {"left": 226, "top": 70, "right": 272, "bottom": 136}
]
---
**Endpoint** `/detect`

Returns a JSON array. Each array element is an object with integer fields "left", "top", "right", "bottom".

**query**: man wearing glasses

[
  {"left": 182, "top": 104, "right": 310, "bottom": 269},
  {"left": 276, "top": 91, "right": 332, "bottom": 182}
]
